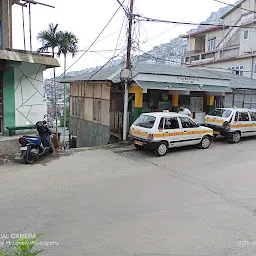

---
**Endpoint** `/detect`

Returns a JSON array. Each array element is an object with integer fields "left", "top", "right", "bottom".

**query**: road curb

[{"left": 0, "top": 143, "right": 135, "bottom": 165}]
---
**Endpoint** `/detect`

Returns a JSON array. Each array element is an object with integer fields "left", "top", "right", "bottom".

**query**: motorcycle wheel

[{"left": 25, "top": 151, "right": 36, "bottom": 164}]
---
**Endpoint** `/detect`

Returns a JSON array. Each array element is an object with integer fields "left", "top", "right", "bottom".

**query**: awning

[{"left": 135, "top": 80, "right": 232, "bottom": 93}]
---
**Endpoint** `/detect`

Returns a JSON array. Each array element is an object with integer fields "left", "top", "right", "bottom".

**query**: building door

[{"left": 0, "top": 73, "right": 3, "bottom": 134}]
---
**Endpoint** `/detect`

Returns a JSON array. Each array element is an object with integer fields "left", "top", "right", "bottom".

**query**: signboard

[{"left": 176, "top": 76, "right": 200, "bottom": 84}]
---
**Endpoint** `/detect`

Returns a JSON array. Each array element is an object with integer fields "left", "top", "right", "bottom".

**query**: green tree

[
  {"left": 37, "top": 23, "right": 61, "bottom": 136},
  {"left": 57, "top": 31, "right": 79, "bottom": 141}
]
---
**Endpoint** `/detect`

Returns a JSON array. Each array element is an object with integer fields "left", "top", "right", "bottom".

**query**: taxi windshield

[
  {"left": 133, "top": 115, "right": 156, "bottom": 128},
  {"left": 208, "top": 109, "right": 232, "bottom": 118}
]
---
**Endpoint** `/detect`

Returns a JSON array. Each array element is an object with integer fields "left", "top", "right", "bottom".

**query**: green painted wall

[{"left": 3, "top": 66, "right": 15, "bottom": 135}]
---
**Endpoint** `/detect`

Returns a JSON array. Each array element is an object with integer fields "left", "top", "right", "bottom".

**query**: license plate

[
  {"left": 20, "top": 147, "right": 28, "bottom": 151},
  {"left": 213, "top": 131, "right": 220, "bottom": 135},
  {"left": 134, "top": 140, "right": 143, "bottom": 146}
]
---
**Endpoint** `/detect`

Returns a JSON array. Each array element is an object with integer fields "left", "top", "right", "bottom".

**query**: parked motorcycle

[{"left": 19, "top": 121, "right": 54, "bottom": 164}]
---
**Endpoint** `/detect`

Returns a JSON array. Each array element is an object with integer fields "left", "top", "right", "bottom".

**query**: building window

[
  {"left": 229, "top": 65, "right": 244, "bottom": 76},
  {"left": 254, "top": 63, "right": 256, "bottom": 73},
  {"left": 208, "top": 38, "right": 216, "bottom": 52},
  {"left": 243, "top": 29, "right": 249, "bottom": 40}
]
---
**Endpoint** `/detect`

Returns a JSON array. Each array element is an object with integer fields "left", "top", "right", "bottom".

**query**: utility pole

[{"left": 122, "top": 0, "right": 134, "bottom": 141}]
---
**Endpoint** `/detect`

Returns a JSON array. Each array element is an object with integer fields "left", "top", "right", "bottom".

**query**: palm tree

[
  {"left": 37, "top": 23, "right": 61, "bottom": 138},
  {"left": 57, "top": 31, "right": 79, "bottom": 144}
]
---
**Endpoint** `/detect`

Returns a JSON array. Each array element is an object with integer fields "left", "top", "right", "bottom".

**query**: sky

[{"left": 12, "top": 0, "right": 238, "bottom": 78}]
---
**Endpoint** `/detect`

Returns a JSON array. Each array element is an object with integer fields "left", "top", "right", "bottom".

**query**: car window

[
  {"left": 234, "top": 112, "right": 239, "bottom": 122},
  {"left": 180, "top": 117, "right": 198, "bottom": 128},
  {"left": 238, "top": 112, "right": 249, "bottom": 122},
  {"left": 208, "top": 109, "right": 232, "bottom": 118},
  {"left": 158, "top": 118, "right": 164, "bottom": 130},
  {"left": 133, "top": 115, "right": 156, "bottom": 128},
  {"left": 164, "top": 118, "right": 180, "bottom": 130},
  {"left": 249, "top": 112, "right": 256, "bottom": 121}
]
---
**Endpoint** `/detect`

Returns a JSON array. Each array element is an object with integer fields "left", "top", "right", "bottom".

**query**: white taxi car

[
  {"left": 129, "top": 112, "right": 213, "bottom": 157},
  {"left": 205, "top": 108, "right": 256, "bottom": 143}
]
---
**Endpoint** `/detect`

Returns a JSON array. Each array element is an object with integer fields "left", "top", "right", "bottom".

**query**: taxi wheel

[
  {"left": 155, "top": 142, "right": 168, "bottom": 157},
  {"left": 134, "top": 143, "right": 143, "bottom": 150},
  {"left": 198, "top": 136, "right": 211, "bottom": 149},
  {"left": 232, "top": 131, "right": 241, "bottom": 143}
]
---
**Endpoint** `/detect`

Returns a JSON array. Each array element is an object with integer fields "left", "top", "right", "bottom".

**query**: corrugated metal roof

[
  {"left": 65, "top": 63, "right": 230, "bottom": 83},
  {"left": 199, "top": 85, "right": 232, "bottom": 92},
  {"left": 135, "top": 80, "right": 199, "bottom": 90},
  {"left": 64, "top": 62, "right": 256, "bottom": 90},
  {"left": 135, "top": 80, "right": 232, "bottom": 92}
]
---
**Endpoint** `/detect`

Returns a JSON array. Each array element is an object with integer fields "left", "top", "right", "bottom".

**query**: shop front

[{"left": 128, "top": 78, "right": 232, "bottom": 124}]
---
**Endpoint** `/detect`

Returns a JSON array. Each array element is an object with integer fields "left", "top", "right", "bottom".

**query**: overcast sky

[{"left": 12, "top": 0, "right": 237, "bottom": 78}]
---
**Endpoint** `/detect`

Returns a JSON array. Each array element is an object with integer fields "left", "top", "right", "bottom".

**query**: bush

[{"left": 0, "top": 235, "right": 43, "bottom": 256}]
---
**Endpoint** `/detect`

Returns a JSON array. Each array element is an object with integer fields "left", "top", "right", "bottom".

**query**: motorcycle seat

[{"left": 23, "top": 135, "right": 39, "bottom": 139}]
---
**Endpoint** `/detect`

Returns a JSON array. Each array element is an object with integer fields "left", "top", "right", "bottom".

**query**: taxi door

[
  {"left": 158, "top": 117, "right": 182, "bottom": 148},
  {"left": 233, "top": 111, "right": 252, "bottom": 137},
  {"left": 249, "top": 111, "right": 256, "bottom": 136},
  {"left": 179, "top": 116, "right": 202, "bottom": 146}
]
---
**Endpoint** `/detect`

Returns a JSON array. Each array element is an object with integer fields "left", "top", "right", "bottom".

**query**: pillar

[
  {"left": 206, "top": 95, "right": 215, "bottom": 113},
  {"left": 172, "top": 94, "right": 179, "bottom": 112},
  {"left": 1, "top": 0, "right": 12, "bottom": 48},
  {"left": 3, "top": 66, "right": 15, "bottom": 135},
  {"left": 128, "top": 86, "right": 143, "bottom": 124}
]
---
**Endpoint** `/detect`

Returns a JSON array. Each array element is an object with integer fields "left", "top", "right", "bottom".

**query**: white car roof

[
  {"left": 215, "top": 108, "right": 255, "bottom": 112},
  {"left": 141, "top": 112, "right": 188, "bottom": 118}
]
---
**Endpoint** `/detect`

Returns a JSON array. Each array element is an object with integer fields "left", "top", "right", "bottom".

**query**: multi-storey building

[{"left": 183, "top": 0, "right": 256, "bottom": 79}]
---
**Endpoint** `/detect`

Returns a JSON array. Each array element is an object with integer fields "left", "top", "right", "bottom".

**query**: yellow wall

[
  {"left": 172, "top": 94, "right": 179, "bottom": 106},
  {"left": 128, "top": 86, "right": 143, "bottom": 108},
  {"left": 207, "top": 95, "right": 214, "bottom": 105}
]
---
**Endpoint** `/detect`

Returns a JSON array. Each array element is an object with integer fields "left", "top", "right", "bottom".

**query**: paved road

[{"left": 1, "top": 138, "right": 256, "bottom": 256}]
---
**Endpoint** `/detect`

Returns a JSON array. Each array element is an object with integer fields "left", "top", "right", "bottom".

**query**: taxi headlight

[{"left": 223, "top": 121, "right": 231, "bottom": 131}]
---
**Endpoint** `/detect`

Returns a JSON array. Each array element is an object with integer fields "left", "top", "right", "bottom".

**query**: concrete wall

[
  {"left": 194, "top": 57, "right": 256, "bottom": 79},
  {"left": 69, "top": 117, "right": 110, "bottom": 148},
  {"left": 223, "top": 6, "right": 242, "bottom": 26},
  {"left": 241, "top": 0, "right": 255, "bottom": 16},
  {"left": 205, "top": 29, "right": 224, "bottom": 51},
  {"left": 239, "top": 25, "right": 256, "bottom": 55},
  {"left": 14, "top": 62, "right": 47, "bottom": 126}
]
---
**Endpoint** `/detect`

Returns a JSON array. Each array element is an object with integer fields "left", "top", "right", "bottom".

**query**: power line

[
  {"left": 59, "top": 0, "right": 125, "bottom": 77},
  {"left": 115, "top": 0, "right": 128, "bottom": 14},
  {"left": 135, "top": 14, "right": 256, "bottom": 29},
  {"left": 142, "top": 24, "right": 178, "bottom": 44},
  {"left": 212, "top": 0, "right": 256, "bottom": 14},
  {"left": 136, "top": 47, "right": 254, "bottom": 74},
  {"left": 79, "top": 30, "right": 122, "bottom": 51}
]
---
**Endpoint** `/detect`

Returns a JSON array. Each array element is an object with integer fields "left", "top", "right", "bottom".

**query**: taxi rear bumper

[
  {"left": 129, "top": 135, "right": 159, "bottom": 149},
  {"left": 205, "top": 124, "right": 233, "bottom": 138}
]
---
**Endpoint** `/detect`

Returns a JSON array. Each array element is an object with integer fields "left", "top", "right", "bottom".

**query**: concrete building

[
  {"left": 0, "top": 49, "right": 59, "bottom": 135},
  {"left": 0, "top": 0, "right": 60, "bottom": 135},
  {"left": 183, "top": 0, "right": 256, "bottom": 79},
  {"left": 65, "top": 63, "right": 256, "bottom": 147}
]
